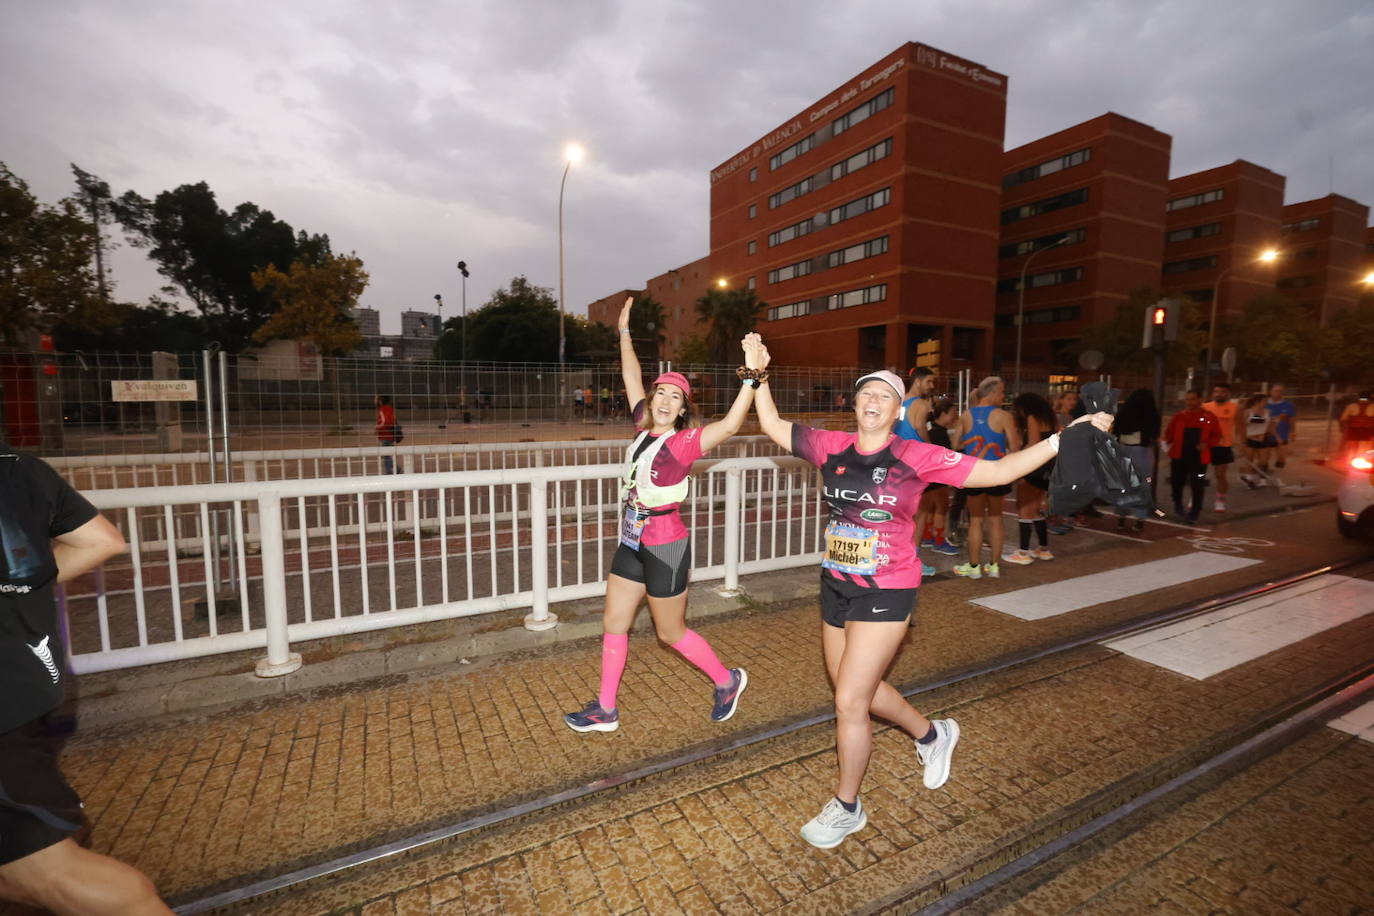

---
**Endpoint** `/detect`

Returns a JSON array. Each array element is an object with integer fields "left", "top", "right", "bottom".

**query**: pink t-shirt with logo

[
  {"left": 627, "top": 400, "right": 704, "bottom": 546},
  {"left": 792, "top": 425, "right": 976, "bottom": 588}
]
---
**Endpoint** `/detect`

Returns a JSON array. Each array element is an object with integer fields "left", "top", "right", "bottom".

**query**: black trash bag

[{"left": 1049, "top": 382, "right": 1155, "bottom": 517}]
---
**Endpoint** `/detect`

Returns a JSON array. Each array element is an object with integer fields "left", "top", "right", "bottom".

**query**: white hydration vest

[{"left": 620, "top": 429, "right": 690, "bottom": 509}]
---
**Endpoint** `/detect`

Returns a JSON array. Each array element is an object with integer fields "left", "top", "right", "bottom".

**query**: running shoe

[
  {"left": 920, "top": 536, "right": 935, "bottom": 549},
  {"left": 1048, "top": 524, "right": 1073, "bottom": 536},
  {"left": 1002, "top": 549, "right": 1034, "bottom": 566},
  {"left": 945, "top": 529, "right": 965, "bottom": 547},
  {"left": 564, "top": 700, "right": 619, "bottom": 733},
  {"left": 982, "top": 562, "right": 1000, "bottom": 579},
  {"left": 1241, "top": 473, "right": 1261, "bottom": 490},
  {"left": 1133, "top": 519, "right": 1145, "bottom": 532},
  {"left": 916, "top": 719, "right": 960, "bottom": 790},
  {"left": 952, "top": 562, "right": 982, "bottom": 579},
  {"left": 1173, "top": 501, "right": 1186, "bottom": 519},
  {"left": 1214, "top": 496, "right": 1227, "bottom": 513},
  {"left": 921, "top": 561, "right": 936, "bottom": 577},
  {"left": 932, "top": 539, "right": 959, "bottom": 556},
  {"left": 710, "top": 668, "right": 748, "bottom": 722},
  {"left": 1030, "top": 547, "right": 1054, "bottom": 561},
  {"left": 800, "top": 797, "right": 867, "bottom": 848}
]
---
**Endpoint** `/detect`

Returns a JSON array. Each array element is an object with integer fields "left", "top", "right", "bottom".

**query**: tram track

[{"left": 167, "top": 553, "right": 1374, "bottom": 914}]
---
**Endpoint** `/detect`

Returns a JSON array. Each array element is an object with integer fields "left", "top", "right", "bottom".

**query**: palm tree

[
  {"left": 695, "top": 288, "right": 765, "bottom": 363},
  {"left": 630, "top": 294, "right": 666, "bottom": 364}
]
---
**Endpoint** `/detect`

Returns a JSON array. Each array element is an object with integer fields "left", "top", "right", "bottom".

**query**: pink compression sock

[
  {"left": 598, "top": 633, "right": 629, "bottom": 711},
  {"left": 670, "top": 629, "right": 731, "bottom": 686}
]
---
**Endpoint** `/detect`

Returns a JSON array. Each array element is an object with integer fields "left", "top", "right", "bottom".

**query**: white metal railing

[
  {"left": 46, "top": 435, "right": 791, "bottom": 490},
  {"left": 65, "top": 455, "right": 824, "bottom": 676}
]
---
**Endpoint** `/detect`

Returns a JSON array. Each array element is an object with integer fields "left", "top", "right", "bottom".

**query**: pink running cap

[{"left": 651, "top": 371, "right": 692, "bottom": 399}]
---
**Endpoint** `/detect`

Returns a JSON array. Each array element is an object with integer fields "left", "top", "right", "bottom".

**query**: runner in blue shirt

[{"left": 1263, "top": 383, "right": 1297, "bottom": 469}]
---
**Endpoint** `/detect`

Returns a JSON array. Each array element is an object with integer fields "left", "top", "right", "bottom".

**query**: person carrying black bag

[{"left": 1049, "top": 381, "right": 1155, "bottom": 521}]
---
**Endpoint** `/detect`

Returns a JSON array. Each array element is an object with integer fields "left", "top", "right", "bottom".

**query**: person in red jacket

[
  {"left": 1162, "top": 389, "right": 1221, "bottom": 524},
  {"left": 374, "top": 395, "right": 400, "bottom": 474}
]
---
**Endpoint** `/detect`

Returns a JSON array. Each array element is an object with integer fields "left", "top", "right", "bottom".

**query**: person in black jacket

[{"left": 1113, "top": 389, "right": 1161, "bottom": 530}]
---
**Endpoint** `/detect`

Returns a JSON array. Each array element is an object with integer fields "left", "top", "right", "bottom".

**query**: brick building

[
  {"left": 708, "top": 42, "right": 1009, "bottom": 372},
  {"left": 1274, "top": 195, "right": 1370, "bottom": 323},
  {"left": 1161, "top": 160, "right": 1286, "bottom": 324},
  {"left": 585, "top": 257, "right": 713, "bottom": 361},
  {"left": 994, "top": 113, "right": 1171, "bottom": 371}
]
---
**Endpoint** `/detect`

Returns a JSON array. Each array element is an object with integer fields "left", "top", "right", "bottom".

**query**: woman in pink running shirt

[
  {"left": 564, "top": 298, "right": 762, "bottom": 734},
  {"left": 750, "top": 340, "right": 1112, "bottom": 848}
]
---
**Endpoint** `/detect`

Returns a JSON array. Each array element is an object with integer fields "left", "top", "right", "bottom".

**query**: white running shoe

[
  {"left": 952, "top": 562, "right": 982, "bottom": 579},
  {"left": 1002, "top": 549, "right": 1034, "bottom": 566},
  {"left": 1214, "top": 496, "right": 1227, "bottom": 512},
  {"left": 982, "top": 562, "right": 1000, "bottom": 579},
  {"left": 1030, "top": 547, "right": 1055, "bottom": 561},
  {"left": 800, "top": 797, "right": 867, "bottom": 848},
  {"left": 917, "top": 719, "right": 960, "bottom": 790}
]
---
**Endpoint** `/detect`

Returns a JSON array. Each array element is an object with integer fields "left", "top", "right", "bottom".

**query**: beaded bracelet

[{"left": 736, "top": 366, "right": 769, "bottom": 383}]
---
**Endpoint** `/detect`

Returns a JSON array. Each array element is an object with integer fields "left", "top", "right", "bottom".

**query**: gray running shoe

[
  {"left": 800, "top": 797, "right": 867, "bottom": 848},
  {"left": 564, "top": 700, "right": 619, "bottom": 733},
  {"left": 711, "top": 668, "right": 748, "bottom": 722},
  {"left": 916, "top": 718, "right": 960, "bottom": 789}
]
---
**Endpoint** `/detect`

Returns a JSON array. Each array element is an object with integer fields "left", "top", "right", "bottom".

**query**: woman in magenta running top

[
  {"left": 564, "top": 298, "right": 763, "bottom": 734},
  {"left": 750, "top": 340, "right": 1112, "bottom": 848}
]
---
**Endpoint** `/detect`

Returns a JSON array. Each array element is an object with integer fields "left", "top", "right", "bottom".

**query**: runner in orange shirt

[{"left": 1202, "top": 382, "right": 1240, "bottom": 513}]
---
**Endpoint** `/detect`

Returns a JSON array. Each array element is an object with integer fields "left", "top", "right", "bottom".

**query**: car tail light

[{"left": 1353, "top": 455, "right": 1374, "bottom": 471}]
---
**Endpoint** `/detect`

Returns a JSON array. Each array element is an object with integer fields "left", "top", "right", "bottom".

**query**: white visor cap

[{"left": 853, "top": 370, "right": 906, "bottom": 402}]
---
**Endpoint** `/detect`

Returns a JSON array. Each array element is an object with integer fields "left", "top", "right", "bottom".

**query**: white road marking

[
  {"left": 1330, "top": 698, "right": 1374, "bottom": 744},
  {"left": 1104, "top": 575, "right": 1374, "bottom": 680},
  {"left": 971, "top": 553, "right": 1261, "bottom": 620}
]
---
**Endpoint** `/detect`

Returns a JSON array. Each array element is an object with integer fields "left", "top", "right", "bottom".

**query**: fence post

[
  {"left": 721, "top": 467, "right": 742, "bottom": 593},
  {"left": 254, "top": 492, "right": 303, "bottom": 676},
  {"left": 524, "top": 476, "right": 558, "bottom": 631}
]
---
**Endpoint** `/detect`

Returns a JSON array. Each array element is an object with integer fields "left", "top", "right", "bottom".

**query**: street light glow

[
  {"left": 564, "top": 143, "right": 585, "bottom": 165},
  {"left": 1363, "top": 271, "right": 1374, "bottom": 285},
  {"left": 1259, "top": 249, "right": 1279, "bottom": 262},
  {"left": 716, "top": 278, "right": 728, "bottom": 288}
]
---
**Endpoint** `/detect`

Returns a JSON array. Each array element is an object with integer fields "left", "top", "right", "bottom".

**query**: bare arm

[
  {"left": 749, "top": 341, "right": 793, "bottom": 451},
  {"left": 617, "top": 296, "right": 646, "bottom": 410},
  {"left": 951, "top": 411, "right": 971, "bottom": 451},
  {"left": 53, "top": 513, "right": 126, "bottom": 583},
  {"left": 699, "top": 334, "right": 761, "bottom": 453},
  {"left": 908, "top": 398, "right": 931, "bottom": 436},
  {"left": 998, "top": 408, "right": 1023, "bottom": 454},
  {"left": 961, "top": 412, "right": 1113, "bottom": 488}
]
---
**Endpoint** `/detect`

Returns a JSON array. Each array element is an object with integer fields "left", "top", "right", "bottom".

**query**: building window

[
  {"left": 1162, "top": 256, "right": 1218, "bottom": 275},
  {"left": 768, "top": 217, "right": 814, "bottom": 248},
  {"left": 826, "top": 235, "right": 889, "bottom": 268},
  {"left": 747, "top": 276, "right": 756, "bottom": 290},
  {"left": 747, "top": 240, "right": 757, "bottom": 255},
  {"left": 768, "top": 299, "right": 811, "bottom": 321},
  {"left": 1280, "top": 217, "right": 1320, "bottom": 234},
  {"left": 995, "top": 305, "right": 1082, "bottom": 328},
  {"left": 829, "top": 187, "right": 891, "bottom": 226},
  {"left": 996, "top": 267, "right": 1084, "bottom": 294},
  {"left": 1276, "top": 275, "right": 1317, "bottom": 289},
  {"left": 832, "top": 87, "right": 894, "bottom": 136},
  {"left": 830, "top": 138, "right": 893, "bottom": 182},
  {"left": 1000, "top": 188, "right": 1089, "bottom": 224},
  {"left": 1166, "top": 188, "right": 1224, "bottom": 212},
  {"left": 769, "top": 134, "right": 815, "bottom": 171},
  {"left": 998, "top": 228, "right": 1086, "bottom": 259},
  {"left": 769, "top": 176, "right": 815, "bottom": 209},
  {"left": 748, "top": 167, "right": 757, "bottom": 182},
  {"left": 1002, "top": 148, "right": 1092, "bottom": 189},
  {"left": 1165, "top": 222, "right": 1222, "bottom": 244},
  {"left": 748, "top": 203, "right": 757, "bottom": 219},
  {"left": 768, "top": 259, "right": 814, "bottom": 285},
  {"left": 826, "top": 283, "right": 887, "bottom": 310}
]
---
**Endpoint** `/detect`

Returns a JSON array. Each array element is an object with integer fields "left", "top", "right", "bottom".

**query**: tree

[
  {"left": 1077, "top": 287, "right": 1206, "bottom": 376},
  {"left": 1218, "top": 294, "right": 1328, "bottom": 387},
  {"left": 0, "top": 161, "right": 103, "bottom": 345},
  {"left": 1319, "top": 295, "right": 1374, "bottom": 386},
  {"left": 70, "top": 164, "right": 116, "bottom": 304},
  {"left": 252, "top": 254, "right": 368, "bottom": 432},
  {"left": 695, "top": 287, "right": 765, "bottom": 363},
  {"left": 628, "top": 294, "right": 666, "bottom": 364},
  {"left": 456, "top": 276, "right": 561, "bottom": 362},
  {"left": 114, "top": 181, "right": 332, "bottom": 352},
  {"left": 673, "top": 332, "right": 710, "bottom": 364},
  {"left": 54, "top": 300, "right": 207, "bottom": 353}
]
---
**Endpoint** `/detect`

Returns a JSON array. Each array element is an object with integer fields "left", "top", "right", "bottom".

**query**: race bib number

[
  {"left": 822, "top": 520, "right": 880, "bottom": 575},
  {"left": 620, "top": 505, "right": 650, "bottom": 550}
]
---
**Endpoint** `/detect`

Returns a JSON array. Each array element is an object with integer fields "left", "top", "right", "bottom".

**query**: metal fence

[{"left": 66, "top": 455, "right": 825, "bottom": 676}]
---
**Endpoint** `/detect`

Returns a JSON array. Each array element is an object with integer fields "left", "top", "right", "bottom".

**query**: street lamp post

[
  {"left": 558, "top": 143, "right": 584, "bottom": 417},
  {"left": 456, "top": 260, "right": 469, "bottom": 417},
  {"left": 1013, "top": 235, "right": 1070, "bottom": 394},
  {"left": 1204, "top": 248, "right": 1279, "bottom": 393}
]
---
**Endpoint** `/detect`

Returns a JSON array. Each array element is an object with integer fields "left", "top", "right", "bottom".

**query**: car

[{"left": 1337, "top": 448, "right": 1374, "bottom": 538}]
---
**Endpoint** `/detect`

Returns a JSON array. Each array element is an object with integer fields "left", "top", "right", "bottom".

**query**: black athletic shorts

[
  {"left": 820, "top": 574, "right": 918, "bottom": 628},
  {"left": 1211, "top": 446, "right": 1234, "bottom": 465},
  {"left": 964, "top": 483, "right": 1012, "bottom": 497},
  {"left": 0, "top": 716, "right": 84, "bottom": 866},
  {"left": 1245, "top": 438, "right": 1268, "bottom": 450},
  {"left": 610, "top": 537, "right": 692, "bottom": 598}
]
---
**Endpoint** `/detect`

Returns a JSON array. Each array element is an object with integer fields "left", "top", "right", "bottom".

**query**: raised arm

[
  {"left": 962, "top": 412, "right": 1113, "bottom": 488},
  {"left": 750, "top": 340, "right": 793, "bottom": 451},
  {"left": 617, "top": 296, "right": 646, "bottom": 410},
  {"left": 699, "top": 333, "right": 763, "bottom": 453}
]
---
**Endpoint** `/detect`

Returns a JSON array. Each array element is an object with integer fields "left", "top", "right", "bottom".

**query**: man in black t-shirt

[{"left": 0, "top": 449, "right": 171, "bottom": 913}]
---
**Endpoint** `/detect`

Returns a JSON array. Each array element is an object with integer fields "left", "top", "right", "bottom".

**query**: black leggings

[{"left": 1170, "top": 457, "right": 1207, "bottom": 509}]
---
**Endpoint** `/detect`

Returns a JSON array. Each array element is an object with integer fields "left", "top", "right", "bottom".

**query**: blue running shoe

[
  {"left": 931, "top": 539, "right": 959, "bottom": 556},
  {"left": 921, "top": 561, "right": 936, "bottom": 577},
  {"left": 919, "top": 536, "right": 935, "bottom": 549},
  {"left": 564, "top": 700, "right": 619, "bottom": 733},
  {"left": 711, "top": 668, "right": 748, "bottom": 722}
]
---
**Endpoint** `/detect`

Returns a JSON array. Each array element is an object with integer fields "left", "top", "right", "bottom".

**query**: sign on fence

[{"left": 110, "top": 380, "right": 199, "bottom": 402}]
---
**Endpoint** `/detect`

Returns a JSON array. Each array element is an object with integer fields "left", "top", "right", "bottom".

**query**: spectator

[
  {"left": 374, "top": 395, "right": 400, "bottom": 474},
  {"left": 0, "top": 449, "right": 173, "bottom": 914},
  {"left": 573, "top": 386, "right": 585, "bottom": 416},
  {"left": 1163, "top": 390, "right": 1221, "bottom": 524},
  {"left": 600, "top": 385, "right": 611, "bottom": 417},
  {"left": 1263, "top": 383, "right": 1297, "bottom": 469},
  {"left": 1202, "top": 383, "right": 1239, "bottom": 512},
  {"left": 1004, "top": 392, "right": 1057, "bottom": 564},
  {"left": 952, "top": 376, "right": 1021, "bottom": 579},
  {"left": 1114, "top": 389, "right": 1161, "bottom": 530},
  {"left": 893, "top": 368, "right": 936, "bottom": 442},
  {"left": 1339, "top": 390, "right": 1374, "bottom": 463}
]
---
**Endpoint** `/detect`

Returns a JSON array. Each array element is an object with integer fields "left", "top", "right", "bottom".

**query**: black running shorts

[
  {"left": 820, "top": 574, "right": 918, "bottom": 628},
  {"left": 611, "top": 537, "right": 693, "bottom": 598},
  {"left": 0, "top": 716, "right": 84, "bottom": 866},
  {"left": 964, "top": 483, "right": 1011, "bottom": 497},
  {"left": 1210, "top": 446, "right": 1234, "bottom": 465}
]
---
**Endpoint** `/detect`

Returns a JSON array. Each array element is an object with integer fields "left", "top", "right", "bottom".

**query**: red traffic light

[{"left": 1151, "top": 307, "right": 1167, "bottom": 325}]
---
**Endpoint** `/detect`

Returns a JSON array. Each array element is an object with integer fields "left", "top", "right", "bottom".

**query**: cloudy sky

[{"left": 5, "top": 1, "right": 1371, "bottom": 334}]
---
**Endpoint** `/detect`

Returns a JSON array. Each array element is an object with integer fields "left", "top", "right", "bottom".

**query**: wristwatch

[{"left": 741, "top": 378, "right": 760, "bottom": 389}]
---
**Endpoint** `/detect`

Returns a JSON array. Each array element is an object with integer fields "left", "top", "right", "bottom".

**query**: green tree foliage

[
  {"left": 628, "top": 294, "right": 666, "bottom": 364},
  {"left": 695, "top": 287, "right": 764, "bottom": 363},
  {"left": 1318, "top": 295, "right": 1374, "bottom": 385},
  {"left": 250, "top": 254, "right": 368, "bottom": 356},
  {"left": 54, "top": 300, "right": 207, "bottom": 353},
  {"left": 114, "top": 181, "right": 332, "bottom": 352},
  {"left": 437, "top": 276, "right": 609, "bottom": 363},
  {"left": 1077, "top": 287, "right": 1206, "bottom": 375},
  {"left": 0, "top": 162, "right": 103, "bottom": 345},
  {"left": 672, "top": 332, "right": 710, "bottom": 364},
  {"left": 1218, "top": 294, "right": 1328, "bottom": 386}
]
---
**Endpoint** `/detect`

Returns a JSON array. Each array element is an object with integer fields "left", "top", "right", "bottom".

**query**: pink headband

[{"left": 651, "top": 371, "right": 692, "bottom": 399}]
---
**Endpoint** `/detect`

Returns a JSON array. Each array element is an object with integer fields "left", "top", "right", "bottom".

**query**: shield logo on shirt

[
  {"left": 835, "top": 465, "right": 846, "bottom": 476},
  {"left": 872, "top": 467, "right": 887, "bottom": 484}
]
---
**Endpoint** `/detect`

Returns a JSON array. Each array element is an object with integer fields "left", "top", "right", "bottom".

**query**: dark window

[
  {"left": 830, "top": 137, "right": 892, "bottom": 182},
  {"left": 748, "top": 203, "right": 757, "bottom": 219},
  {"left": 769, "top": 176, "right": 814, "bottom": 209},
  {"left": 1280, "top": 217, "right": 1320, "bottom": 234},
  {"left": 1002, "top": 148, "right": 1092, "bottom": 189},
  {"left": 826, "top": 235, "right": 889, "bottom": 268},
  {"left": 748, "top": 167, "right": 757, "bottom": 182},
  {"left": 747, "top": 240, "right": 757, "bottom": 255},
  {"left": 768, "top": 217, "right": 813, "bottom": 248},
  {"left": 1162, "top": 256, "right": 1218, "bottom": 275},
  {"left": 998, "top": 228, "right": 1086, "bottom": 259},
  {"left": 769, "top": 134, "right": 815, "bottom": 171},
  {"left": 826, "top": 283, "right": 887, "bottom": 310},
  {"left": 1165, "top": 222, "right": 1222, "bottom": 243},
  {"left": 768, "top": 299, "right": 811, "bottom": 321},
  {"left": 1001, "top": 188, "right": 1089, "bottom": 224},
  {"left": 832, "top": 87, "right": 894, "bottom": 136},
  {"left": 1166, "top": 189, "right": 1224, "bottom": 212},
  {"left": 829, "top": 187, "right": 891, "bottom": 225},
  {"left": 768, "top": 259, "right": 814, "bottom": 285},
  {"left": 996, "top": 267, "right": 1084, "bottom": 294}
]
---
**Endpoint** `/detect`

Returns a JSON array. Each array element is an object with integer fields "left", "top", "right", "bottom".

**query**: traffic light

[{"left": 1141, "top": 298, "right": 1181, "bottom": 348}]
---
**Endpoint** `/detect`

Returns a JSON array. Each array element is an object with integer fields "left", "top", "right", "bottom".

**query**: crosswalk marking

[
  {"left": 1103, "top": 575, "right": 1374, "bottom": 680},
  {"left": 971, "top": 553, "right": 1261, "bottom": 620},
  {"left": 1330, "top": 699, "right": 1374, "bottom": 744}
]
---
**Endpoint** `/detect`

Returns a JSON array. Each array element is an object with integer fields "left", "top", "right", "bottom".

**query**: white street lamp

[
  {"left": 1203, "top": 248, "right": 1279, "bottom": 392},
  {"left": 558, "top": 143, "right": 584, "bottom": 375},
  {"left": 1013, "top": 234, "right": 1070, "bottom": 394}
]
